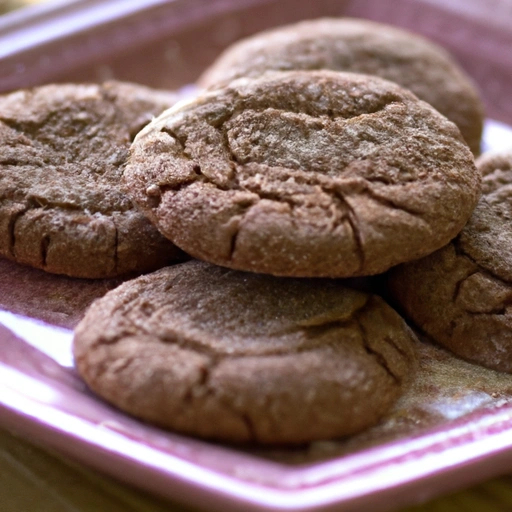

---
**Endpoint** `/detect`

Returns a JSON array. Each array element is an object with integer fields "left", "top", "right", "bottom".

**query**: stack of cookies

[{"left": 1, "top": 17, "right": 500, "bottom": 445}]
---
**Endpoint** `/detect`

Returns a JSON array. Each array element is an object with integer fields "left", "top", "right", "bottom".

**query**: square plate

[{"left": 2, "top": 1, "right": 512, "bottom": 511}]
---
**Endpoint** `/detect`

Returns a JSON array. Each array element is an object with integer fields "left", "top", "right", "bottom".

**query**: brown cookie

[
  {"left": 73, "top": 260, "right": 418, "bottom": 444},
  {"left": 198, "top": 18, "right": 484, "bottom": 155},
  {"left": 387, "top": 152, "right": 512, "bottom": 373},
  {"left": 124, "top": 70, "right": 480, "bottom": 278},
  {"left": 0, "top": 81, "right": 185, "bottom": 278}
]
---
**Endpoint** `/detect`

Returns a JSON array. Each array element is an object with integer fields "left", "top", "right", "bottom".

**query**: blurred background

[{"left": 0, "top": 0, "right": 43, "bottom": 15}]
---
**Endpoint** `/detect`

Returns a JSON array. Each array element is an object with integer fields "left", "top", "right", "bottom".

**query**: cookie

[
  {"left": 73, "top": 260, "right": 418, "bottom": 444},
  {"left": 387, "top": 152, "right": 512, "bottom": 373},
  {"left": 124, "top": 70, "right": 480, "bottom": 278},
  {"left": 0, "top": 81, "right": 185, "bottom": 278},
  {"left": 198, "top": 18, "right": 484, "bottom": 155}
]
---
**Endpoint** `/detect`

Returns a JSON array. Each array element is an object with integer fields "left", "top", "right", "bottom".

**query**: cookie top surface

[
  {"left": 73, "top": 260, "right": 417, "bottom": 444},
  {"left": 198, "top": 17, "right": 484, "bottom": 155},
  {"left": 125, "top": 70, "right": 480, "bottom": 278},
  {"left": 0, "top": 81, "right": 184, "bottom": 278},
  {"left": 387, "top": 152, "right": 512, "bottom": 373},
  {"left": 458, "top": 152, "right": 512, "bottom": 281}
]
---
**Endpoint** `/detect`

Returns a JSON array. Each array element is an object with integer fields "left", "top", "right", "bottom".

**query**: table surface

[{"left": 2, "top": 425, "right": 512, "bottom": 512}]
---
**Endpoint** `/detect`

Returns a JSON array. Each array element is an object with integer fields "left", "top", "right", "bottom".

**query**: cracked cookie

[
  {"left": 0, "top": 81, "right": 185, "bottom": 278},
  {"left": 386, "top": 152, "right": 512, "bottom": 373},
  {"left": 124, "top": 70, "right": 480, "bottom": 278},
  {"left": 198, "top": 17, "right": 484, "bottom": 155},
  {"left": 73, "top": 260, "right": 418, "bottom": 444}
]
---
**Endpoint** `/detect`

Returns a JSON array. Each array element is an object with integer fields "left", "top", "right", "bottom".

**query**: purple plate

[
  {"left": 2, "top": 1, "right": 512, "bottom": 510},
  {"left": 4, "top": 293, "right": 512, "bottom": 512}
]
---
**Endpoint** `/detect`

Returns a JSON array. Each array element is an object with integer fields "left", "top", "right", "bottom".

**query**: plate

[
  {"left": 2, "top": 1, "right": 512, "bottom": 511},
  {"left": 4, "top": 247, "right": 512, "bottom": 512}
]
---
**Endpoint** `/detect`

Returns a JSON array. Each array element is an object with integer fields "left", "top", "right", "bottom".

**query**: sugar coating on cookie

[
  {"left": 199, "top": 17, "right": 484, "bottom": 155},
  {"left": 0, "top": 81, "right": 184, "bottom": 278},
  {"left": 73, "top": 260, "right": 417, "bottom": 444},
  {"left": 387, "top": 152, "right": 512, "bottom": 373},
  {"left": 125, "top": 70, "right": 480, "bottom": 278}
]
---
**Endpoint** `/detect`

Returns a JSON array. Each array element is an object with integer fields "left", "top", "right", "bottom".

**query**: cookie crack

[
  {"left": 108, "top": 355, "right": 136, "bottom": 376},
  {"left": 178, "top": 357, "right": 259, "bottom": 441},
  {"left": 294, "top": 319, "right": 354, "bottom": 340},
  {"left": 382, "top": 334, "right": 410, "bottom": 361},
  {"left": 200, "top": 356, "right": 260, "bottom": 441},
  {"left": 451, "top": 267, "right": 512, "bottom": 317},
  {"left": 465, "top": 305, "right": 510, "bottom": 316},
  {"left": 450, "top": 241, "right": 512, "bottom": 314},
  {"left": 113, "top": 222, "right": 119, "bottom": 274},
  {"left": 115, "top": 319, "right": 357, "bottom": 359},
  {"left": 100, "top": 292, "right": 378, "bottom": 364},
  {"left": 453, "top": 238, "right": 512, "bottom": 286},
  {"left": 0, "top": 116, "right": 41, "bottom": 136},
  {"left": 129, "top": 120, "right": 152, "bottom": 143},
  {"left": 160, "top": 126, "right": 192, "bottom": 160},
  {"left": 133, "top": 326, "right": 231, "bottom": 359},
  {"left": 354, "top": 313, "right": 401, "bottom": 385},
  {"left": 200, "top": 98, "right": 401, "bottom": 177},
  {"left": 319, "top": 185, "right": 365, "bottom": 272},
  {"left": 158, "top": 173, "right": 205, "bottom": 196},
  {"left": 361, "top": 332, "right": 400, "bottom": 384},
  {"left": 3, "top": 203, "right": 27, "bottom": 257},
  {"left": 8, "top": 196, "right": 121, "bottom": 245},
  {"left": 337, "top": 100, "right": 403, "bottom": 122},
  {"left": 182, "top": 360, "right": 216, "bottom": 404},
  {"left": 239, "top": 411, "right": 258, "bottom": 441},
  {"left": 452, "top": 239, "right": 480, "bottom": 266},
  {"left": 0, "top": 110, "right": 65, "bottom": 142},
  {"left": 228, "top": 214, "right": 243, "bottom": 261},
  {"left": 357, "top": 184, "right": 426, "bottom": 217},
  {"left": 222, "top": 178, "right": 366, "bottom": 267},
  {"left": 10, "top": 203, "right": 46, "bottom": 263},
  {"left": 216, "top": 124, "right": 240, "bottom": 167},
  {"left": 451, "top": 266, "right": 480, "bottom": 305},
  {"left": 40, "top": 234, "right": 50, "bottom": 268},
  {"left": 225, "top": 97, "right": 400, "bottom": 127},
  {"left": 272, "top": 295, "right": 371, "bottom": 339},
  {"left": 0, "top": 156, "right": 22, "bottom": 166},
  {"left": 162, "top": 103, "right": 421, "bottom": 253},
  {"left": 9, "top": 203, "right": 56, "bottom": 267}
]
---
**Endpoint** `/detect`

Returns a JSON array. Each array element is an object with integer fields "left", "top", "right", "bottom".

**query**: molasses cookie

[
  {"left": 73, "top": 260, "right": 418, "bottom": 444},
  {"left": 387, "top": 152, "right": 512, "bottom": 373},
  {"left": 198, "top": 18, "right": 484, "bottom": 155},
  {"left": 124, "top": 70, "right": 480, "bottom": 278},
  {"left": 0, "top": 81, "right": 184, "bottom": 278}
]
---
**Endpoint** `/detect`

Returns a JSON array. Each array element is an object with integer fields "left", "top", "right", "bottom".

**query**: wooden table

[{"left": 3, "top": 425, "right": 512, "bottom": 512}]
